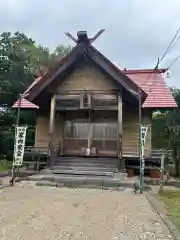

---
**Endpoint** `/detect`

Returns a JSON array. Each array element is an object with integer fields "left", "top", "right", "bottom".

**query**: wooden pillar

[
  {"left": 48, "top": 95, "right": 56, "bottom": 166},
  {"left": 117, "top": 93, "right": 124, "bottom": 171},
  {"left": 60, "top": 114, "right": 64, "bottom": 156}
]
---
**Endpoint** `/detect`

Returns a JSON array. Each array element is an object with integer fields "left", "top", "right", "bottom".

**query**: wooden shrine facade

[
  {"left": 34, "top": 60, "right": 152, "bottom": 168},
  {"left": 17, "top": 30, "right": 163, "bottom": 170}
]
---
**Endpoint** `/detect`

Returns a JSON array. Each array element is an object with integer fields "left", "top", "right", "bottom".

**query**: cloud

[{"left": 1, "top": 0, "right": 180, "bottom": 86}]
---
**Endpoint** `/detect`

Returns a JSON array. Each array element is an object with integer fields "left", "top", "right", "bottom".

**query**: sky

[{"left": 1, "top": 0, "right": 180, "bottom": 87}]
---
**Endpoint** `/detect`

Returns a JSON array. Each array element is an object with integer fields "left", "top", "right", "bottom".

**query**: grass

[
  {"left": 159, "top": 190, "right": 180, "bottom": 230},
  {"left": 0, "top": 160, "right": 12, "bottom": 172}
]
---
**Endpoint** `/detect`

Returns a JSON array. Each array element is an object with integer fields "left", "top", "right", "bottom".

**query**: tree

[
  {"left": 152, "top": 88, "right": 180, "bottom": 176},
  {"left": 165, "top": 89, "right": 180, "bottom": 176},
  {"left": 0, "top": 31, "right": 71, "bottom": 159}
]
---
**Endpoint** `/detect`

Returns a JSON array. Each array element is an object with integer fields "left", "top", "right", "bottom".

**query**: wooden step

[{"left": 52, "top": 169, "right": 114, "bottom": 177}]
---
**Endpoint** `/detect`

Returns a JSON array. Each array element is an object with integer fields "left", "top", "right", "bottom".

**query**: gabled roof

[
  {"left": 123, "top": 69, "right": 177, "bottom": 108},
  {"left": 12, "top": 98, "right": 39, "bottom": 109},
  {"left": 26, "top": 31, "right": 146, "bottom": 102},
  {"left": 19, "top": 31, "right": 177, "bottom": 110}
]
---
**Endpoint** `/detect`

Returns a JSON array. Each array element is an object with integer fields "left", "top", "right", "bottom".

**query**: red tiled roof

[
  {"left": 20, "top": 68, "right": 177, "bottom": 109},
  {"left": 12, "top": 98, "right": 39, "bottom": 109},
  {"left": 123, "top": 69, "right": 177, "bottom": 108}
]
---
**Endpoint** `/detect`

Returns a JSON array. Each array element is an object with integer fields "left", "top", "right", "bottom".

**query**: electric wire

[
  {"left": 158, "top": 27, "right": 180, "bottom": 67},
  {"left": 167, "top": 54, "right": 180, "bottom": 69}
]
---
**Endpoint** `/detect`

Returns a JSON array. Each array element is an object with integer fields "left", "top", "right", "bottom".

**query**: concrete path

[{"left": 0, "top": 183, "right": 173, "bottom": 240}]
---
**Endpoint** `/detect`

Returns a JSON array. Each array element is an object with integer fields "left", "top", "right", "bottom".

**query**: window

[
  {"left": 93, "top": 123, "right": 104, "bottom": 139},
  {"left": 78, "top": 123, "right": 89, "bottom": 138},
  {"left": 65, "top": 122, "right": 77, "bottom": 138},
  {"left": 105, "top": 124, "right": 117, "bottom": 139}
]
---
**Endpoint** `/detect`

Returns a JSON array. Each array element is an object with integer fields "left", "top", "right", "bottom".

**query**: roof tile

[
  {"left": 12, "top": 98, "right": 39, "bottom": 109},
  {"left": 124, "top": 70, "right": 177, "bottom": 108}
]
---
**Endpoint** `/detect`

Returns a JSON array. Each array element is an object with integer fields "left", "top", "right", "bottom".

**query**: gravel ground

[{"left": 0, "top": 182, "right": 173, "bottom": 240}]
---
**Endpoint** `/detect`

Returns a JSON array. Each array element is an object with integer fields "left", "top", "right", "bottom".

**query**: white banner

[
  {"left": 13, "top": 126, "right": 27, "bottom": 166},
  {"left": 140, "top": 125, "right": 149, "bottom": 158}
]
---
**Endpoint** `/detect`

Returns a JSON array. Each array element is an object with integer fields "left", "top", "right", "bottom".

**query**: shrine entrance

[{"left": 63, "top": 110, "right": 118, "bottom": 157}]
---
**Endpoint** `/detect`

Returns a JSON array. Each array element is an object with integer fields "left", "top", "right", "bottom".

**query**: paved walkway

[{"left": 0, "top": 183, "right": 173, "bottom": 240}]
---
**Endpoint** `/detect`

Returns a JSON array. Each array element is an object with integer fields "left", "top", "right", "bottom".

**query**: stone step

[
  {"left": 51, "top": 165, "right": 118, "bottom": 172},
  {"left": 35, "top": 181, "right": 131, "bottom": 191},
  {"left": 55, "top": 160, "right": 117, "bottom": 165},
  {"left": 54, "top": 163, "right": 117, "bottom": 169},
  {"left": 55, "top": 157, "right": 118, "bottom": 164},
  {"left": 56, "top": 157, "right": 117, "bottom": 160},
  {"left": 24, "top": 174, "right": 129, "bottom": 186},
  {"left": 22, "top": 174, "right": 151, "bottom": 192},
  {"left": 52, "top": 169, "right": 114, "bottom": 177},
  {"left": 24, "top": 173, "right": 124, "bottom": 185}
]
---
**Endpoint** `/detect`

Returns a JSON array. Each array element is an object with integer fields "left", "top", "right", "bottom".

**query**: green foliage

[
  {"left": 152, "top": 88, "right": 180, "bottom": 176},
  {"left": 0, "top": 159, "right": 12, "bottom": 172},
  {"left": 0, "top": 31, "right": 71, "bottom": 161},
  {"left": 159, "top": 190, "right": 180, "bottom": 230},
  {"left": 152, "top": 112, "right": 169, "bottom": 149}
]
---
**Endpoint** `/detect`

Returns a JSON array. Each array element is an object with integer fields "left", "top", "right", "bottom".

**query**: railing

[
  {"left": 125, "top": 149, "right": 172, "bottom": 174},
  {"left": 23, "top": 146, "right": 49, "bottom": 170}
]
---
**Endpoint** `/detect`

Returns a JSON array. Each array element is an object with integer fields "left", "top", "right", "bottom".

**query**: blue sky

[{"left": 1, "top": 0, "right": 180, "bottom": 87}]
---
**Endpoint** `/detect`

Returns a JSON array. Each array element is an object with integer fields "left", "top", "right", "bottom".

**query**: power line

[
  {"left": 160, "top": 28, "right": 180, "bottom": 62},
  {"left": 157, "top": 27, "right": 180, "bottom": 67},
  {"left": 166, "top": 34, "right": 180, "bottom": 54},
  {"left": 167, "top": 54, "right": 180, "bottom": 69}
]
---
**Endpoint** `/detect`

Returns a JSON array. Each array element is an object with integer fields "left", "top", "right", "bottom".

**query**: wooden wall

[
  {"left": 35, "top": 112, "right": 64, "bottom": 150},
  {"left": 123, "top": 107, "right": 152, "bottom": 157},
  {"left": 35, "top": 109, "right": 152, "bottom": 157},
  {"left": 50, "top": 62, "right": 118, "bottom": 92},
  {"left": 35, "top": 61, "right": 152, "bottom": 157}
]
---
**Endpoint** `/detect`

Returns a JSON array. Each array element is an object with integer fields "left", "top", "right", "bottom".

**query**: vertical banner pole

[
  {"left": 10, "top": 93, "right": 23, "bottom": 186},
  {"left": 140, "top": 125, "right": 148, "bottom": 194},
  {"left": 139, "top": 126, "right": 143, "bottom": 194},
  {"left": 138, "top": 87, "right": 149, "bottom": 194},
  {"left": 138, "top": 88, "right": 143, "bottom": 194}
]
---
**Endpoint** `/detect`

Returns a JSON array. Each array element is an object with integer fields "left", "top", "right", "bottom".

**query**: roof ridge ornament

[{"left": 65, "top": 29, "right": 105, "bottom": 44}]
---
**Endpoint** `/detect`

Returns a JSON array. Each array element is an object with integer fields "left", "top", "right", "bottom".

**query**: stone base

[{"left": 19, "top": 170, "right": 151, "bottom": 192}]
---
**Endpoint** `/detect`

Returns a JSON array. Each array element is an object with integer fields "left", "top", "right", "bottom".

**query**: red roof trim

[
  {"left": 122, "top": 69, "right": 167, "bottom": 74},
  {"left": 23, "top": 76, "right": 43, "bottom": 96}
]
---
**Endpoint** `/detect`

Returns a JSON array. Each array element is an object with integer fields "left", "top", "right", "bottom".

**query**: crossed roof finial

[{"left": 65, "top": 29, "right": 105, "bottom": 44}]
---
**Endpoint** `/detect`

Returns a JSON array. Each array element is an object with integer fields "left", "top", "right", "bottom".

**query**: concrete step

[
  {"left": 52, "top": 169, "right": 114, "bottom": 177},
  {"left": 35, "top": 181, "right": 131, "bottom": 191},
  {"left": 56, "top": 157, "right": 117, "bottom": 160},
  {"left": 55, "top": 162, "right": 118, "bottom": 166},
  {"left": 55, "top": 157, "right": 118, "bottom": 164},
  {"left": 22, "top": 174, "right": 151, "bottom": 191},
  {"left": 51, "top": 165, "right": 118, "bottom": 172},
  {"left": 24, "top": 174, "right": 129, "bottom": 186},
  {"left": 55, "top": 160, "right": 117, "bottom": 165},
  {"left": 55, "top": 163, "right": 117, "bottom": 169}
]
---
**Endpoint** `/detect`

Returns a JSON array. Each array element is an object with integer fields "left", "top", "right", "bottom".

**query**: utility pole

[{"left": 139, "top": 88, "right": 144, "bottom": 194}]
